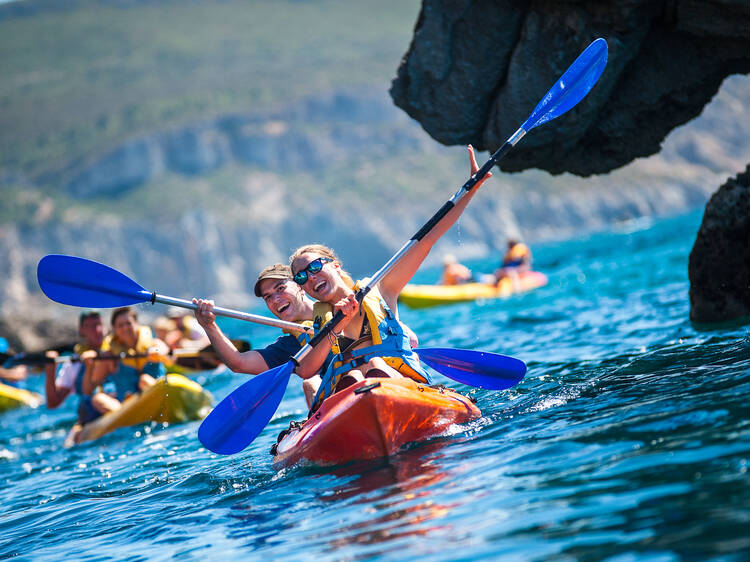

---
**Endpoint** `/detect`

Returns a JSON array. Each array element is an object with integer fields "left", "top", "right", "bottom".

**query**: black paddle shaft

[
  {"left": 294, "top": 142, "right": 516, "bottom": 361},
  {"left": 412, "top": 142, "right": 511, "bottom": 242},
  {"left": 293, "top": 286, "right": 372, "bottom": 361}
]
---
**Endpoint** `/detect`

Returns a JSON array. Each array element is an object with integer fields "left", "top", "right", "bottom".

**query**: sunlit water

[{"left": 3, "top": 211, "right": 749, "bottom": 559}]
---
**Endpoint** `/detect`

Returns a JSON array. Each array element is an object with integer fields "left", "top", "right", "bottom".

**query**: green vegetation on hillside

[{"left": 0, "top": 0, "right": 420, "bottom": 177}]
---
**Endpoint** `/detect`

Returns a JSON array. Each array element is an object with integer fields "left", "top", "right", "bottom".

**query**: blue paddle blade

[
  {"left": 522, "top": 38, "right": 608, "bottom": 132},
  {"left": 415, "top": 347, "right": 526, "bottom": 390},
  {"left": 198, "top": 362, "right": 295, "bottom": 455},
  {"left": 37, "top": 254, "right": 153, "bottom": 308}
]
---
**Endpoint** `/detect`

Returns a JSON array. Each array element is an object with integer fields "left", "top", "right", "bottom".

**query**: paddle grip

[
  {"left": 306, "top": 309, "right": 345, "bottom": 350},
  {"left": 297, "top": 286, "right": 371, "bottom": 356}
]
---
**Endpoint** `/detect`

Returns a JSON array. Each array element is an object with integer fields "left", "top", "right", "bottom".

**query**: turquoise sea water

[{"left": 3, "top": 210, "right": 749, "bottom": 560}]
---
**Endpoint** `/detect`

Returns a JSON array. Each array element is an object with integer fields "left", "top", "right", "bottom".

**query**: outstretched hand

[{"left": 468, "top": 144, "right": 492, "bottom": 188}]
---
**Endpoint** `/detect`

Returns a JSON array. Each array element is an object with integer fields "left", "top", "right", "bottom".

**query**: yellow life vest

[
  {"left": 73, "top": 342, "right": 98, "bottom": 355},
  {"left": 312, "top": 284, "right": 428, "bottom": 382},
  {"left": 281, "top": 320, "right": 313, "bottom": 347},
  {"left": 100, "top": 325, "right": 155, "bottom": 372}
]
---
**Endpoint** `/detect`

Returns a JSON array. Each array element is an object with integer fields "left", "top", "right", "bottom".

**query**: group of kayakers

[
  {"left": 440, "top": 239, "right": 533, "bottom": 287},
  {"left": 0, "top": 305, "right": 212, "bottom": 442},
  {"left": 3, "top": 145, "right": 532, "bottom": 447},
  {"left": 42, "top": 308, "right": 173, "bottom": 427}
]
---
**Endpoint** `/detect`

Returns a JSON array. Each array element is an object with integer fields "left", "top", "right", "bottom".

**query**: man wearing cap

[
  {"left": 44, "top": 310, "right": 108, "bottom": 423},
  {"left": 193, "top": 264, "right": 323, "bottom": 407}
]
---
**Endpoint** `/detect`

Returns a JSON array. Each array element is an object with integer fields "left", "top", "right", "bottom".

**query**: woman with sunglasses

[{"left": 291, "top": 145, "right": 492, "bottom": 411}]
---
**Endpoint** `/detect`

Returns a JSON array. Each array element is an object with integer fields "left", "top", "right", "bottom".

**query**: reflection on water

[{"left": 227, "top": 442, "right": 458, "bottom": 553}]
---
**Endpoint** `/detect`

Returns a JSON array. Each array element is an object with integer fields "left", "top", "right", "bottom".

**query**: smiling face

[
  {"left": 258, "top": 278, "right": 311, "bottom": 322},
  {"left": 291, "top": 252, "right": 350, "bottom": 303},
  {"left": 113, "top": 312, "right": 139, "bottom": 348}
]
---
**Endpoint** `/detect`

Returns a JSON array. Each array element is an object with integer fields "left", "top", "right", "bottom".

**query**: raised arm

[{"left": 378, "top": 146, "right": 492, "bottom": 306}]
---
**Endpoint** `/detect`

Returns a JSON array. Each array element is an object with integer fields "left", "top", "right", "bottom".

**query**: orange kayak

[{"left": 272, "top": 377, "right": 481, "bottom": 470}]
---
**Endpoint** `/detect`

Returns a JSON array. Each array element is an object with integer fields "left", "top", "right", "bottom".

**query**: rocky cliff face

[
  {"left": 2, "top": 74, "right": 748, "bottom": 349},
  {"left": 390, "top": 0, "right": 750, "bottom": 176},
  {"left": 59, "top": 91, "right": 427, "bottom": 201},
  {"left": 391, "top": 1, "right": 750, "bottom": 324},
  {"left": 689, "top": 165, "right": 750, "bottom": 324}
]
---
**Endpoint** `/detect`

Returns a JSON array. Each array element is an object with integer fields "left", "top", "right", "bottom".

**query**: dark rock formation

[
  {"left": 689, "top": 166, "right": 750, "bottom": 324},
  {"left": 390, "top": 0, "right": 750, "bottom": 176}
]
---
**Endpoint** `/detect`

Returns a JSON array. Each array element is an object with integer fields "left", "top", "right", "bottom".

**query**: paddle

[
  {"left": 197, "top": 348, "right": 526, "bottom": 455},
  {"left": 37, "top": 255, "right": 523, "bottom": 383},
  {"left": 37, "top": 254, "right": 309, "bottom": 333},
  {"left": 198, "top": 38, "right": 609, "bottom": 455},
  {"left": 1, "top": 339, "right": 252, "bottom": 370}
]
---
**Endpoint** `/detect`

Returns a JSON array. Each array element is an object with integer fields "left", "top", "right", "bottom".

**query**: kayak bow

[{"left": 272, "top": 377, "right": 480, "bottom": 469}]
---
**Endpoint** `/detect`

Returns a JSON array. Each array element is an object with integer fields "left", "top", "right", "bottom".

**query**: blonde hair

[{"left": 289, "top": 244, "right": 354, "bottom": 285}]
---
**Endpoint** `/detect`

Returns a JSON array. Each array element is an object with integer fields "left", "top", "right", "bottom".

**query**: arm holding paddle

[
  {"left": 294, "top": 293, "right": 360, "bottom": 379},
  {"left": 377, "top": 145, "right": 491, "bottom": 308},
  {"left": 293, "top": 147, "right": 489, "bottom": 380},
  {"left": 193, "top": 298, "right": 272, "bottom": 374},
  {"left": 83, "top": 353, "right": 115, "bottom": 396},
  {"left": 0, "top": 364, "right": 28, "bottom": 383},
  {"left": 45, "top": 350, "right": 68, "bottom": 408}
]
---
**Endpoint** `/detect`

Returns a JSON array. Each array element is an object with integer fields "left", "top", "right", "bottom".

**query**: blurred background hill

[{"left": 1, "top": 0, "right": 749, "bottom": 348}]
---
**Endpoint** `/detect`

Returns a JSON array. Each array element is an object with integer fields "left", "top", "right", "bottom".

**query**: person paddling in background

[
  {"left": 440, "top": 254, "right": 473, "bottom": 286},
  {"left": 164, "top": 307, "right": 210, "bottom": 351},
  {"left": 494, "top": 238, "right": 532, "bottom": 287},
  {"left": 291, "top": 145, "right": 491, "bottom": 412},
  {"left": 44, "top": 310, "right": 108, "bottom": 424},
  {"left": 152, "top": 316, "right": 178, "bottom": 347},
  {"left": 193, "top": 264, "right": 323, "bottom": 408},
  {"left": 83, "top": 307, "right": 168, "bottom": 414}
]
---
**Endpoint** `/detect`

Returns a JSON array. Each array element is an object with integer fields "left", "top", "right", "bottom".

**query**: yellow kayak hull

[
  {"left": 0, "top": 382, "right": 42, "bottom": 412},
  {"left": 400, "top": 271, "right": 548, "bottom": 309},
  {"left": 67, "top": 374, "right": 212, "bottom": 445}
]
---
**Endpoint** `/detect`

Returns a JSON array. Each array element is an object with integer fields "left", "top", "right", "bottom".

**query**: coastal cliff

[{"left": 0, "top": 82, "right": 739, "bottom": 350}]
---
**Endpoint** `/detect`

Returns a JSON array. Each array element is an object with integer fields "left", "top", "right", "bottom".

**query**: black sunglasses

[{"left": 293, "top": 257, "right": 333, "bottom": 285}]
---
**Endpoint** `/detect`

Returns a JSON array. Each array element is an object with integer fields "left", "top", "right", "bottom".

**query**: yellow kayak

[
  {"left": 65, "top": 374, "right": 213, "bottom": 446},
  {"left": 0, "top": 382, "right": 42, "bottom": 412},
  {"left": 400, "top": 271, "right": 548, "bottom": 309}
]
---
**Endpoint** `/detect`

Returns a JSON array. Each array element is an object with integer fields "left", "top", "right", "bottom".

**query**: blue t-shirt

[
  {"left": 257, "top": 334, "right": 334, "bottom": 372},
  {"left": 257, "top": 334, "right": 302, "bottom": 369}
]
